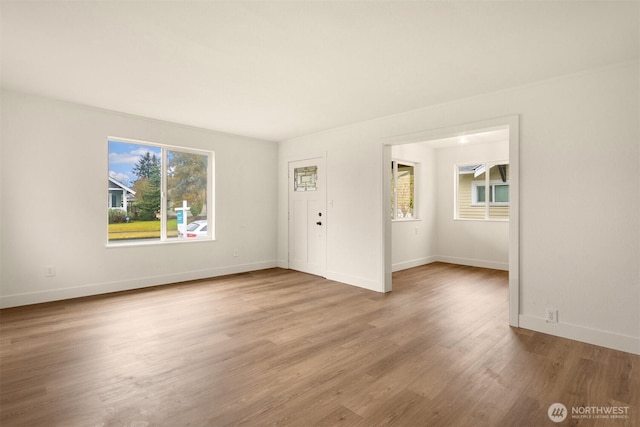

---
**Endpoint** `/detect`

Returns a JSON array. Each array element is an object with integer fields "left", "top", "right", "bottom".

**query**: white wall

[
  {"left": 391, "top": 143, "right": 437, "bottom": 272},
  {"left": 0, "top": 90, "right": 278, "bottom": 307},
  {"left": 278, "top": 62, "right": 639, "bottom": 354},
  {"left": 435, "top": 141, "right": 509, "bottom": 270}
]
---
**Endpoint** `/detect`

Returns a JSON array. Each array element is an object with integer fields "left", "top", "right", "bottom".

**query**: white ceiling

[{"left": 1, "top": 1, "right": 638, "bottom": 142}]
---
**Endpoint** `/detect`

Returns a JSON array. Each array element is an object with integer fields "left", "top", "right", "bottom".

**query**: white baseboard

[
  {"left": 0, "top": 260, "right": 278, "bottom": 308},
  {"left": 392, "top": 256, "right": 437, "bottom": 272},
  {"left": 325, "top": 270, "right": 384, "bottom": 293},
  {"left": 519, "top": 314, "right": 640, "bottom": 355},
  {"left": 435, "top": 255, "right": 508, "bottom": 271},
  {"left": 391, "top": 255, "right": 508, "bottom": 272}
]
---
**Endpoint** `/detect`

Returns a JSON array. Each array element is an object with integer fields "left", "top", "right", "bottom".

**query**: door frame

[
  {"left": 287, "top": 152, "right": 328, "bottom": 277},
  {"left": 381, "top": 116, "right": 520, "bottom": 327}
]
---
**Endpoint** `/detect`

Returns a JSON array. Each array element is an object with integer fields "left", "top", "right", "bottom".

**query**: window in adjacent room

[
  {"left": 456, "top": 162, "right": 509, "bottom": 220},
  {"left": 391, "top": 160, "right": 416, "bottom": 220},
  {"left": 108, "top": 138, "right": 214, "bottom": 244}
]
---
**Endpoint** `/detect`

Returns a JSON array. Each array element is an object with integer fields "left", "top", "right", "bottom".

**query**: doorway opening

[{"left": 382, "top": 116, "right": 519, "bottom": 326}]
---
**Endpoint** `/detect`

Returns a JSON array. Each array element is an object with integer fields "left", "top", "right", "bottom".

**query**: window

[
  {"left": 294, "top": 166, "right": 318, "bottom": 191},
  {"left": 391, "top": 160, "right": 416, "bottom": 219},
  {"left": 108, "top": 138, "right": 213, "bottom": 244},
  {"left": 456, "top": 162, "right": 509, "bottom": 220}
]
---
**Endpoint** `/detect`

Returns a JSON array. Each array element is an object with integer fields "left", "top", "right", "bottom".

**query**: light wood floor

[{"left": 1, "top": 263, "right": 638, "bottom": 426}]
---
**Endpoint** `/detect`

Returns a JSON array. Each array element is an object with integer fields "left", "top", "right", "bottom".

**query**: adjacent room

[
  {"left": 1, "top": 1, "right": 638, "bottom": 426},
  {"left": 388, "top": 126, "right": 511, "bottom": 275}
]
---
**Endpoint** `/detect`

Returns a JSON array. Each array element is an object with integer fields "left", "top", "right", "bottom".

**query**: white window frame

[
  {"left": 107, "top": 137, "right": 215, "bottom": 246},
  {"left": 391, "top": 160, "right": 418, "bottom": 221}
]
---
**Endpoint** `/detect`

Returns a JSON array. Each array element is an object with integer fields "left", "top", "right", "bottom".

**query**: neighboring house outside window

[
  {"left": 108, "top": 177, "right": 136, "bottom": 212},
  {"left": 456, "top": 162, "right": 509, "bottom": 220},
  {"left": 391, "top": 160, "right": 417, "bottom": 220}
]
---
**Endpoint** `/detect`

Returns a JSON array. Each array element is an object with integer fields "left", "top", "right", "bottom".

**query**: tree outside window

[{"left": 108, "top": 139, "right": 213, "bottom": 243}]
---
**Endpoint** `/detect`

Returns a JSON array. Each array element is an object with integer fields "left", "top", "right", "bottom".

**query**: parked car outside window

[{"left": 179, "top": 220, "right": 207, "bottom": 238}]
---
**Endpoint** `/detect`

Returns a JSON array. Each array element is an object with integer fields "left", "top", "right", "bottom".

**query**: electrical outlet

[
  {"left": 45, "top": 266, "right": 56, "bottom": 277},
  {"left": 545, "top": 307, "right": 558, "bottom": 323},
  {"left": 233, "top": 249, "right": 239, "bottom": 257}
]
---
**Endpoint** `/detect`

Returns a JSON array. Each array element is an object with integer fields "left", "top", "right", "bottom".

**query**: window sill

[
  {"left": 392, "top": 218, "right": 421, "bottom": 223},
  {"left": 454, "top": 218, "right": 509, "bottom": 223},
  {"left": 106, "top": 237, "right": 216, "bottom": 248}
]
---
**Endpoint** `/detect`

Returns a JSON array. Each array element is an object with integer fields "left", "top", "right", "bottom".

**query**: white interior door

[{"left": 288, "top": 157, "right": 326, "bottom": 277}]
